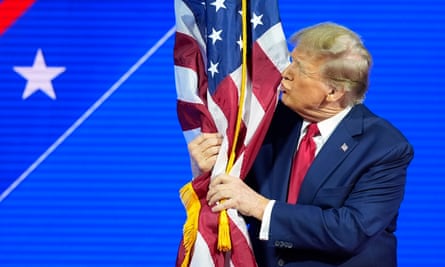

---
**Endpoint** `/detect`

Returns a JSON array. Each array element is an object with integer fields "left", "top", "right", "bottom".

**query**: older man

[{"left": 190, "top": 22, "right": 414, "bottom": 267}]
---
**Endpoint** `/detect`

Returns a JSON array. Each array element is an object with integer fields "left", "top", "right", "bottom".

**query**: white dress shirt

[{"left": 259, "top": 106, "right": 352, "bottom": 240}]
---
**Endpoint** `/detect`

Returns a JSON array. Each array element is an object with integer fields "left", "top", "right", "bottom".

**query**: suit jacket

[{"left": 246, "top": 101, "right": 414, "bottom": 267}]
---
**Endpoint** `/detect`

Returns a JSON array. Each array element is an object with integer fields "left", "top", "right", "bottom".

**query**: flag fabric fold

[{"left": 174, "top": 0, "right": 289, "bottom": 266}]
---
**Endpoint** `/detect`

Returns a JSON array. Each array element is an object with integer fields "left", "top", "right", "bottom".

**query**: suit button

[
  {"left": 277, "top": 258, "right": 285, "bottom": 266},
  {"left": 275, "top": 240, "right": 284, "bottom": 247}
]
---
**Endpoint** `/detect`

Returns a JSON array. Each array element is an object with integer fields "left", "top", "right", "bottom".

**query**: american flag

[{"left": 174, "top": 0, "right": 288, "bottom": 266}]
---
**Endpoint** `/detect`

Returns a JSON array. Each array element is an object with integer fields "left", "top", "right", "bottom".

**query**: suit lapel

[{"left": 297, "top": 105, "right": 365, "bottom": 203}]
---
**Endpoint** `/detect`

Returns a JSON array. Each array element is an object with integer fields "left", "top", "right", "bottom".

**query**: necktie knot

[{"left": 306, "top": 123, "right": 320, "bottom": 139}]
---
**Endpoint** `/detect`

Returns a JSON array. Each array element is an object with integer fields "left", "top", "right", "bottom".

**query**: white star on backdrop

[
  {"left": 211, "top": 0, "right": 226, "bottom": 12},
  {"left": 209, "top": 28, "right": 223, "bottom": 45},
  {"left": 13, "top": 49, "right": 66, "bottom": 100},
  {"left": 251, "top": 13, "right": 264, "bottom": 29},
  {"left": 208, "top": 61, "right": 219, "bottom": 77}
]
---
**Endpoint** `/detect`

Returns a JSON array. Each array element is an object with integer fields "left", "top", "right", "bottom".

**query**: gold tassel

[
  {"left": 179, "top": 182, "right": 201, "bottom": 267},
  {"left": 217, "top": 209, "right": 232, "bottom": 252}
]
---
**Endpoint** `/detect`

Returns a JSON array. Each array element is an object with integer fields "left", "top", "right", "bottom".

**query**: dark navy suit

[{"left": 246, "top": 101, "right": 414, "bottom": 267}]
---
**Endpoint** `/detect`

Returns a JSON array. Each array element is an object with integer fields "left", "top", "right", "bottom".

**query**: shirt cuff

[{"left": 259, "top": 200, "right": 275, "bottom": 240}]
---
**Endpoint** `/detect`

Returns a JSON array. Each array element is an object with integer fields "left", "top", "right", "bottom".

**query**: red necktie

[{"left": 287, "top": 123, "right": 320, "bottom": 204}]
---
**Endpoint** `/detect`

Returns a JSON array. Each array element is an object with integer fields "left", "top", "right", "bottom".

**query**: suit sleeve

[{"left": 268, "top": 139, "right": 414, "bottom": 256}]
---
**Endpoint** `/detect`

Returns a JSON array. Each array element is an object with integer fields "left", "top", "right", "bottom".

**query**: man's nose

[{"left": 281, "top": 65, "right": 292, "bottom": 81}]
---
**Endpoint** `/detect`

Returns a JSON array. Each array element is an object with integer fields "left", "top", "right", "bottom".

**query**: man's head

[{"left": 280, "top": 22, "right": 372, "bottom": 122}]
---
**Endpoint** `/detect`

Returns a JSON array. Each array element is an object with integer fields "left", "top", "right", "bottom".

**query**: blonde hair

[{"left": 290, "top": 22, "right": 372, "bottom": 104}]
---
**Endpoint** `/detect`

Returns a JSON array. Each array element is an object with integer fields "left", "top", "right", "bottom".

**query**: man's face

[{"left": 280, "top": 47, "right": 333, "bottom": 121}]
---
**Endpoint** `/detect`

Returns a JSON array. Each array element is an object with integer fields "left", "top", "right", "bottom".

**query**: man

[{"left": 188, "top": 22, "right": 414, "bottom": 267}]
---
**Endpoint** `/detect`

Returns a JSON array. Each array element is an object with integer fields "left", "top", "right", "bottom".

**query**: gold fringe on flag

[
  {"left": 216, "top": 0, "right": 248, "bottom": 253},
  {"left": 179, "top": 182, "right": 201, "bottom": 267}
]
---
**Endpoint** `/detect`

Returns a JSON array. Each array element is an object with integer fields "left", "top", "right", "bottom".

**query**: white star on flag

[
  {"left": 251, "top": 12, "right": 264, "bottom": 29},
  {"left": 13, "top": 49, "right": 66, "bottom": 100},
  {"left": 237, "top": 35, "right": 243, "bottom": 51},
  {"left": 211, "top": 0, "right": 226, "bottom": 12},
  {"left": 208, "top": 28, "right": 223, "bottom": 45},
  {"left": 208, "top": 60, "right": 219, "bottom": 77}
]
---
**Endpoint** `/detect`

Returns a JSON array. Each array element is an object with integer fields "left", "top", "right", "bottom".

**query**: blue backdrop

[{"left": 0, "top": 0, "right": 443, "bottom": 266}]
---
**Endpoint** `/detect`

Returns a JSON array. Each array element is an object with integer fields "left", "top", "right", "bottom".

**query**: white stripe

[
  {"left": 174, "top": 0, "right": 207, "bottom": 69},
  {"left": 228, "top": 66, "right": 265, "bottom": 159},
  {"left": 0, "top": 26, "right": 176, "bottom": 203},
  {"left": 257, "top": 22, "right": 289, "bottom": 72},
  {"left": 207, "top": 90, "right": 229, "bottom": 179},
  {"left": 228, "top": 151, "right": 243, "bottom": 178},
  {"left": 175, "top": 65, "right": 203, "bottom": 104},
  {"left": 190, "top": 232, "right": 215, "bottom": 267},
  {"left": 227, "top": 206, "right": 253, "bottom": 248}
]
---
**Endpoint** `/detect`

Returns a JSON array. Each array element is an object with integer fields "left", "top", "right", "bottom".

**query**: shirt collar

[{"left": 302, "top": 106, "right": 353, "bottom": 141}]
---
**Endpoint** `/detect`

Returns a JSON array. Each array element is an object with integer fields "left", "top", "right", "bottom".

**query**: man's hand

[
  {"left": 188, "top": 133, "right": 222, "bottom": 174},
  {"left": 207, "top": 174, "right": 270, "bottom": 220}
]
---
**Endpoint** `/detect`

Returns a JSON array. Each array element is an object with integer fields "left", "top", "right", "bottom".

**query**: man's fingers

[
  {"left": 210, "top": 198, "right": 234, "bottom": 212},
  {"left": 201, "top": 133, "right": 222, "bottom": 149}
]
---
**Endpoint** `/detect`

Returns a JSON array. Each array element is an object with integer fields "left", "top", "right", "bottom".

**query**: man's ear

[{"left": 326, "top": 88, "right": 346, "bottom": 102}]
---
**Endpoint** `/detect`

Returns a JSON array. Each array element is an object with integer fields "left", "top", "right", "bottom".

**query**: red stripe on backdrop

[{"left": 0, "top": 0, "right": 35, "bottom": 36}]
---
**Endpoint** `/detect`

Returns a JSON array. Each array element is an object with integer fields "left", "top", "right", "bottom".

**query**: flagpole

[{"left": 217, "top": 0, "right": 249, "bottom": 253}]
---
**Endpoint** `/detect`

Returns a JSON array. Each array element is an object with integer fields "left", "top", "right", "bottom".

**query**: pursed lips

[{"left": 280, "top": 83, "right": 289, "bottom": 94}]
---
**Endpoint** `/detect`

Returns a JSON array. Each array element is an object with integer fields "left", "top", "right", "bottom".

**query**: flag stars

[
  {"left": 237, "top": 36, "right": 243, "bottom": 51},
  {"left": 208, "top": 61, "right": 219, "bottom": 78},
  {"left": 208, "top": 27, "right": 223, "bottom": 45},
  {"left": 211, "top": 0, "right": 226, "bottom": 12},
  {"left": 251, "top": 12, "right": 264, "bottom": 29},
  {"left": 13, "top": 49, "right": 66, "bottom": 100}
]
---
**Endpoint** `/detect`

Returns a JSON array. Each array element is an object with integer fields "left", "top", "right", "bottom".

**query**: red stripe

[
  {"left": 175, "top": 31, "right": 217, "bottom": 133},
  {"left": 240, "top": 99, "right": 276, "bottom": 178},
  {"left": 175, "top": 236, "right": 187, "bottom": 266},
  {"left": 251, "top": 42, "right": 282, "bottom": 110},
  {"left": 174, "top": 32, "right": 208, "bottom": 101},
  {"left": 189, "top": 174, "right": 258, "bottom": 266},
  {"left": 0, "top": 0, "right": 35, "bottom": 36},
  {"left": 193, "top": 174, "right": 221, "bottom": 265},
  {"left": 210, "top": 76, "right": 239, "bottom": 146},
  {"left": 240, "top": 44, "right": 282, "bottom": 178},
  {"left": 229, "top": 218, "right": 257, "bottom": 266},
  {"left": 177, "top": 100, "right": 217, "bottom": 132}
]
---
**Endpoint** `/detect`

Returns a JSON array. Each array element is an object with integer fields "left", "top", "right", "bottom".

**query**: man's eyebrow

[{"left": 293, "top": 58, "right": 304, "bottom": 69}]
